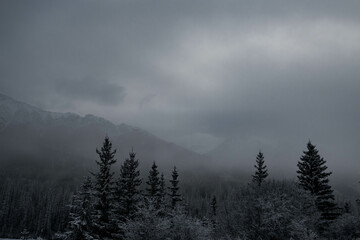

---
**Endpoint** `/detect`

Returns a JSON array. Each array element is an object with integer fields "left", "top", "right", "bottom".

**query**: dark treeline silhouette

[
  {"left": 1, "top": 138, "right": 360, "bottom": 239},
  {"left": 0, "top": 177, "right": 73, "bottom": 238}
]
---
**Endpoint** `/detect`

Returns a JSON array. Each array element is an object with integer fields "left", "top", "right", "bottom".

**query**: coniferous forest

[
  {"left": 1, "top": 1, "right": 360, "bottom": 239},
  {"left": 1, "top": 137, "right": 360, "bottom": 240}
]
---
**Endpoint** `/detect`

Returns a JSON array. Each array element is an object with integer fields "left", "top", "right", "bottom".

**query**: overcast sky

[{"left": 1, "top": 1, "right": 360, "bottom": 173}]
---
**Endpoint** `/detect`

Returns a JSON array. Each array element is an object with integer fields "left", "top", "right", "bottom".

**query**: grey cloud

[
  {"left": 55, "top": 78, "right": 126, "bottom": 106},
  {"left": 139, "top": 94, "right": 157, "bottom": 109},
  {"left": 0, "top": 0, "right": 360, "bottom": 176}
]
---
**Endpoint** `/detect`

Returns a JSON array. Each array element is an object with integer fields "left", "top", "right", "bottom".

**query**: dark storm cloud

[{"left": 0, "top": 0, "right": 360, "bottom": 174}]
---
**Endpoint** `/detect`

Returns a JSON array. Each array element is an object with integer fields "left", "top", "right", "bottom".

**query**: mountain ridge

[
  {"left": 0, "top": 93, "right": 210, "bottom": 179},
  {"left": 0, "top": 92, "right": 137, "bottom": 133}
]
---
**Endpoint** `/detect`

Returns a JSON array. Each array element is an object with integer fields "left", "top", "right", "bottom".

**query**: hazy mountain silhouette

[{"left": 0, "top": 93, "right": 209, "bottom": 180}]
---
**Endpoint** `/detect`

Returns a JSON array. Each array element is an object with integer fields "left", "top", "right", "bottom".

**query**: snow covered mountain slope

[
  {"left": 0, "top": 93, "right": 136, "bottom": 133},
  {"left": 0, "top": 93, "right": 209, "bottom": 179}
]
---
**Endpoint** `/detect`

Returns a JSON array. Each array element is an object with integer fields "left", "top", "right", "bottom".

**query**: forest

[
  {"left": 2, "top": 0, "right": 360, "bottom": 239},
  {"left": 1, "top": 137, "right": 359, "bottom": 240}
]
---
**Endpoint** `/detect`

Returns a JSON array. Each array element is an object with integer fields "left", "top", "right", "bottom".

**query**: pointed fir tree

[
  {"left": 210, "top": 195, "right": 217, "bottom": 217},
  {"left": 159, "top": 173, "right": 166, "bottom": 205},
  {"left": 116, "top": 149, "right": 142, "bottom": 220},
  {"left": 146, "top": 162, "right": 161, "bottom": 198},
  {"left": 145, "top": 162, "right": 163, "bottom": 209},
  {"left": 252, "top": 151, "right": 268, "bottom": 187},
  {"left": 91, "top": 136, "right": 117, "bottom": 238},
  {"left": 297, "top": 141, "right": 339, "bottom": 221},
  {"left": 66, "top": 176, "right": 95, "bottom": 240},
  {"left": 168, "top": 166, "right": 182, "bottom": 209},
  {"left": 210, "top": 195, "right": 217, "bottom": 229}
]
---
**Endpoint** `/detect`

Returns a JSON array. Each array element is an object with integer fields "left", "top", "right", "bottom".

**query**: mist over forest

[{"left": 1, "top": 0, "right": 360, "bottom": 239}]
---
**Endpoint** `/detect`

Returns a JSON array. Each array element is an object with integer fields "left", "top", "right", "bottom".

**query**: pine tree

[
  {"left": 210, "top": 195, "right": 217, "bottom": 229},
  {"left": 252, "top": 151, "right": 268, "bottom": 187},
  {"left": 91, "top": 136, "right": 117, "bottom": 238},
  {"left": 297, "top": 141, "right": 339, "bottom": 221},
  {"left": 168, "top": 166, "right": 182, "bottom": 209},
  {"left": 159, "top": 173, "right": 166, "bottom": 205},
  {"left": 146, "top": 162, "right": 160, "bottom": 198},
  {"left": 210, "top": 195, "right": 217, "bottom": 217},
  {"left": 66, "top": 176, "right": 95, "bottom": 240},
  {"left": 116, "top": 150, "right": 142, "bottom": 220},
  {"left": 145, "top": 162, "right": 163, "bottom": 209}
]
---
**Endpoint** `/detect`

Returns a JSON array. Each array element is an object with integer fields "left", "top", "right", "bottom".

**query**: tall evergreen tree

[
  {"left": 252, "top": 151, "right": 268, "bottom": 187},
  {"left": 65, "top": 176, "right": 95, "bottom": 240},
  {"left": 146, "top": 162, "right": 160, "bottom": 198},
  {"left": 116, "top": 150, "right": 142, "bottom": 220},
  {"left": 168, "top": 166, "right": 182, "bottom": 209},
  {"left": 297, "top": 141, "right": 339, "bottom": 221},
  {"left": 91, "top": 136, "right": 117, "bottom": 238},
  {"left": 210, "top": 195, "right": 217, "bottom": 229},
  {"left": 159, "top": 173, "right": 166, "bottom": 204},
  {"left": 145, "top": 162, "right": 163, "bottom": 209},
  {"left": 210, "top": 195, "right": 217, "bottom": 217}
]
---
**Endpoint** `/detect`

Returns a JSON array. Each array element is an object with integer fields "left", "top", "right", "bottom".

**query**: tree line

[
  {"left": 1, "top": 137, "right": 360, "bottom": 239},
  {"left": 56, "top": 137, "right": 185, "bottom": 240}
]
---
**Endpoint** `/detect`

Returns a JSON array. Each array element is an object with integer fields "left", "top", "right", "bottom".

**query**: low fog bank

[{"left": 0, "top": 93, "right": 359, "bottom": 201}]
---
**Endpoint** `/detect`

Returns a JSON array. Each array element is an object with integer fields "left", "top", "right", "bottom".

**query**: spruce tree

[
  {"left": 91, "top": 136, "right": 117, "bottom": 238},
  {"left": 159, "top": 173, "right": 166, "bottom": 205},
  {"left": 146, "top": 162, "right": 160, "bottom": 198},
  {"left": 210, "top": 195, "right": 217, "bottom": 217},
  {"left": 168, "top": 166, "right": 182, "bottom": 209},
  {"left": 252, "top": 151, "right": 268, "bottom": 187},
  {"left": 66, "top": 176, "right": 95, "bottom": 240},
  {"left": 297, "top": 141, "right": 339, "bottom": 221},
  {"left": 145, "top": 162, "right": 163, "bottom": 209},
  {"left": 116, "top": 150, "right": 142, "bottom": 220},
  {"left": 210, "top": 195, "right": 217, "bottom": 228}
]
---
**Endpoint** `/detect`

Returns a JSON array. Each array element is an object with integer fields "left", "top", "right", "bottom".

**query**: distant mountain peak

[
  {"left": 0, "top": 93, "right": 146, "bottom": 136},
  {"left": 0, "top": 93, "right": 47, "bottom": 127},
  {"left": 0, "top": 93, "right": 209, "bottom": 178}
]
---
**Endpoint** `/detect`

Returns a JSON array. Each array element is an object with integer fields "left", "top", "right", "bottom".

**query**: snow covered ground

[{"left": 0, "top": 239, "right": 40, "bottom": 240}]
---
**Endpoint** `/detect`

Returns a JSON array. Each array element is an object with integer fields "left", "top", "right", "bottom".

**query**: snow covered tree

[
  {"left": 328, "top": 213, "right": 360, "bottom": 239},
  {"left": 122, "top": 203, "right": 212, "bottom": 240},
  {"left": 146, "top": 162, "right": 163, "bottom": 209},
  {"left": 64, "top": 176, "right": 95, "bottom": 240},
  {"left": 210, "top": 195, "right": 217, "bottom": 229},
  {"left": 218, "top": 181, "right": 320, "bottom": 239},
  {"left": 159, "top": 173, "right": 166, "bottom": 205},
  {"left": 210, "top": 195, "right": 217, "bottom": 217},
  {"left": 20, "top": 228, "right": 30, "bottom": 240},
  {"left": 91, "top": 136, "right": 117, "bottom": 238},
  {"left": 146, "top": 162, "right": 160, "bottom": 198},
  {"left": 252, "top": 151, "right": 268, "bottom": 187},
  {"left": 120, "top": 201, "right": 170, "bottom": 240},
  {"left": 169, "top": 166, "right": 182, "bottom": 209},
  {"left": 297, "top": 141, "right": 339, "bottom": 221},
  {"left": 116, "top": 150, "right": 142, "bottom": 220}
]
